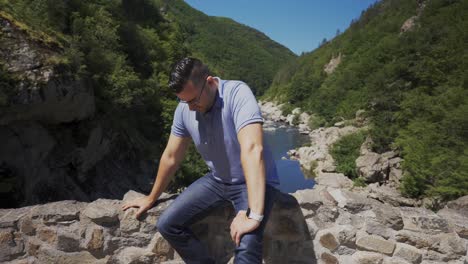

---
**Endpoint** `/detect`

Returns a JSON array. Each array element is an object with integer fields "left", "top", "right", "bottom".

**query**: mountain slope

[
  {"left": 264, "top": 0, "right": 468, "bottom": 200},
  {"left": 162, "top": 0, "right": 296, "bottom": 95}
]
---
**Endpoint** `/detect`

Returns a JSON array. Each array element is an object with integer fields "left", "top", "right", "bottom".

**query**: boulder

[
  {"left": 366, "top": 184, "right": 420, "bottom": 207},
  {"left": 328, "top": 189, "right": 379, "bottom": 213},
  {"left": 0, "top": 228, "right": 25, "bottom": 262},
  {"left": 315, "top": 173, "right": 353, "bottom": 189},
  {"left": 446, "top": 195, "right": 468, "bottom": 216},
  {"left": 372, "top": 203, "right": 404, "bottom": 230},
  {"left": 320, "top": 252, "right": 339, "bottom": 264},
  {"left": 438, "top": 207, "right": 468, "bottom": 238},
  {"left": 393, "top": 243, "right": 422, "bottom": 264},
  {"left": 356, "top": 152, "right": 389, "bottom": 183},
  {"left": 107, "top": 247, "right": 155, "bottom": 264},
  {"left": 82, "top": 199, "right": 120, "bottom": 225},
  {"left": 352, "top": 251, "right": 384, "bottom": 264},
  {"left": 436, "top": 232, "right": 467, "bottom": 257},
  {"left": 395, "top": 230, "right": 438, "bottom": 249},
  {"left": 400, "top": 207, "right": 450, "bottom": 234},
  {"left": 0, "top": 207, "right": 35, "bottom": 229},
  {"left": 36, "top": 245, "right": 108, "bottom": 264},
  {"left": 56, "top": 225, "right": 81, "bottom": 252},
  {"left": 356, "top": 235, "right": 396, "bottom": 255},
  {"left": 364, "top": 218, "right": 393, "bottom": 239}
]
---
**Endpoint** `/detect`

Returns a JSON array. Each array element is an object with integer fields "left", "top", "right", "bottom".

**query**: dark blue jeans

[{"left": 156, "top": 173, "right": 279, "bottom": 264}]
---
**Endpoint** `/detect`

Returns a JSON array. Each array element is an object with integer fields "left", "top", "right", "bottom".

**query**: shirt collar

[{"left": 212, "top": 77, "right": 224, "bottom": 109}]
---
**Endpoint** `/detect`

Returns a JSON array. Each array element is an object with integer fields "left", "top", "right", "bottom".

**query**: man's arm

[
  {"left": 238, "top": 122, "right": 266, "bottom": 215},
  {"left": 122, "top": 134, "right": 191, "bottom": 218},
  {"left": 230, "top": 122, "right": 266, "bottom": 246},
  {"left": 148, "top": 134, "right": 191, "bottom": 202}
]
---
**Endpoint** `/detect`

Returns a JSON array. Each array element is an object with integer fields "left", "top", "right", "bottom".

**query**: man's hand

[
  {"left": 121, "top": 196, "right": 155, "bottom": 220},
  {"left": 230, "top": 210, "right": 261, "bottom": 247}
]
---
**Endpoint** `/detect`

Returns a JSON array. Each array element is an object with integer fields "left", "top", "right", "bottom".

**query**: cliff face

[{"left": 0, "top": 14, "right": 156, "bottom": 208}]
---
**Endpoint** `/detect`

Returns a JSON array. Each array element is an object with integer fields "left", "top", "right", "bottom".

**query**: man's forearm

[
  {"left": 148, "top": 154, "right": 180, "bottom": 203},
  {"left": 241, "top": 144, "right": 266, "bottom": 215}
]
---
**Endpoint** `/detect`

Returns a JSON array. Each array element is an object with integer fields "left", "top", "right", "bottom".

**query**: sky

[{"left": 184, "top": 0, "right": 380, "bottom": 55}]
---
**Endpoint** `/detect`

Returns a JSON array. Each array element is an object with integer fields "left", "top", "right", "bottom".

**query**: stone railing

[
  {"left": 0, "top": 190, "right": 315, "bottom": 263},
  {"left": 2, "top": 186, "right": 467, "bottom": 263}
]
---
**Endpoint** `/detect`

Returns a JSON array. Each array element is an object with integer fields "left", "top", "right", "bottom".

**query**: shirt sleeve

[
  {"left": 171, "top": 103, "right": 190, "bottom": 138},
  {"left": 230, "top": 82, "right": 264, "bottom": 134}
]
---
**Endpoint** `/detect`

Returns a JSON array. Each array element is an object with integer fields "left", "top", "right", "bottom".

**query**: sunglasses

[{"left": 177, "top": 77, "right": 208, "bottom": 105}]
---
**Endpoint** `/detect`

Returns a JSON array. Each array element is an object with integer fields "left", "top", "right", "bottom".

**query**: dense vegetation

[
  {"left": 163, "top": 0, "right": 296, "bottom": 95},
  {"left": 330, "top": 132, "right": 367, "bottom": 181},
  {"left": 0, "top": 0, "right": 294, "bottom": 193},
  {"left": 264, "top": 0, "right": 468, "bottom": 200}
]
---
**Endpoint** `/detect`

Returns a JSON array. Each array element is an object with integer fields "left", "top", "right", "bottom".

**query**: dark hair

[{"left": 169, "top": 57, "right": 211, "bottom": 93}]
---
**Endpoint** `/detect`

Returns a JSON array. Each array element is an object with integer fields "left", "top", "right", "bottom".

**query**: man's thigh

[
  {"left": 157, "top": 173, "right": 227, "bottom": 228},
  {"left": 229, "top": 183, "right": 278, "bottom": 218},
  {"left": 229, "top": 184, "right": 279, "bottom": 262}
]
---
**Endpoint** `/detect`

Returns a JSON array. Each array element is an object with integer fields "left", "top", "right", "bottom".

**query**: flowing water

[{"left": 263, "top": 123, "right": 315, "bottom": 193}]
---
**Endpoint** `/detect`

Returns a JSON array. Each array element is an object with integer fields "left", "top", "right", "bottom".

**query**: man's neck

[{"left": 205, "top": 78, "right": 220, "bottom": 114}]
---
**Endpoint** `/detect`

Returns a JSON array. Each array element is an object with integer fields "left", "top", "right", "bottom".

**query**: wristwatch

[{"left": 246, "top": 208, "right": 264, "bottom": 222}]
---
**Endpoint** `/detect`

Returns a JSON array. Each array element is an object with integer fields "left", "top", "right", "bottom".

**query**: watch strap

[{"left": 246, "top": 208, "right": 264, "bottom": 222}]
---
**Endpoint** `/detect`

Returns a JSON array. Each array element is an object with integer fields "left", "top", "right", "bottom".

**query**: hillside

[
  {"left": 161, "top": 0, "right": 296, "bottom": 95},
  {"left": 263, "top": 0, "right": 468, "bottom": 200}
]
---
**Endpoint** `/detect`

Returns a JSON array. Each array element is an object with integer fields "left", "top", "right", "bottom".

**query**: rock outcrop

[
  {"left": 400, "top": 0, "right": 426, "bottom": 34},
  {"left": 324, "top": 53, "right": 343, "bottom": 75},
  {"left": 0, "top": 13, "right": 156, "bottom": 208}
]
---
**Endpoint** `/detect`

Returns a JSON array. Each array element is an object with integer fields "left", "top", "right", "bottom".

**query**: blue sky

[{"left": 184, "top": 0, "right": 380, "bottom": 55}]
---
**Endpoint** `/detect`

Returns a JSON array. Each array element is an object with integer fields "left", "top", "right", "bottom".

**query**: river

[{"left": 263, "top": 123, "right": 315, "bottom": 193}]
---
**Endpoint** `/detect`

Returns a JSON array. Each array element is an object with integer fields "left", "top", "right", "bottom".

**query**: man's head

[{"left": 169, "top": 57, "right": 217, "bottom": 113}]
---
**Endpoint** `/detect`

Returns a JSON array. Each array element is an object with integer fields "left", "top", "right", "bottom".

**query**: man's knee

[
  {"left": 235, "top": 233, "right": 263, "bottom": 262},
  {"left": 156, "top": 211, "right": 173, "bottom": 237}
]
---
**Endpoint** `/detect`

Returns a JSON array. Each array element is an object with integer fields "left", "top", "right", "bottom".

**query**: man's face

[{"left": 176, "top": 77, "right": 209, "bottom": 113}]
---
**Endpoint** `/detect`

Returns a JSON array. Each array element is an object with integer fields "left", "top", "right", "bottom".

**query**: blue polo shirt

[{"left": 171, "top": 77, "right": 280, "bottom": 187}]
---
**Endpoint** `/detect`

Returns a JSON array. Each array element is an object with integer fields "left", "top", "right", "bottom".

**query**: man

[{"left": 121, "top": 57, "right": 280, "bottom": 263}]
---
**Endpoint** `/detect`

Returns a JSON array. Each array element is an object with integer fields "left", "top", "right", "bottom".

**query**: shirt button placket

[{"left": 206, "top": 113, "right": 213, "bottom": 144}]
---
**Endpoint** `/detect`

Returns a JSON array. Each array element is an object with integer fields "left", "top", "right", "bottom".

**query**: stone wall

[
  {"left": 1, "top": 184, "right": 467, "bottom": 263},
  {"left": 0, "top": 190, "right": 315, "bottom": 263}
]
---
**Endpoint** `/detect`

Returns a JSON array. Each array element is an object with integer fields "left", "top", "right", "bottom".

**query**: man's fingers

[
  {"left": 136, "top": 208, "right": 144, "bottom": 219},
  {"left": 122, "top": 201, "right": 135, "bottom": 209},
  {"left": 230, "top": 227, "right": 235, "bottom": 242},
  {"left": 235, "top": 232, "right": 241, "bottom": 247}
]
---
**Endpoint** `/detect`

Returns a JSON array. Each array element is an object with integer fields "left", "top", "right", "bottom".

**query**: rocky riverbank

[{"left": 258, "top": 100, "right": 468, "bottom": 263}]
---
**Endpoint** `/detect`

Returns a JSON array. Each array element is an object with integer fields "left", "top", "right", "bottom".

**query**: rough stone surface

[
  {"left": 319, "top": 232, "right": 339, "bottom": 251},
  {"left": 352, "top": 251, "right": 384, "bottom": 264},
  {"left": 356, "top": 235, "right": 396, "bottom": 255},
  {"left": 394, "top": 243, "right": 422, "bottom": 264},
  {"left": 321, "top": 252, "right": 339, "bottom": 264},
  {"left": 82, "top": 199, "right": 120, "bottom": 225},
  {"left": 400, "top": 207, "right": 450, "bottom": 234},
  {"left": 315, "top": 173, "right": 353, "bottom": 189}
]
